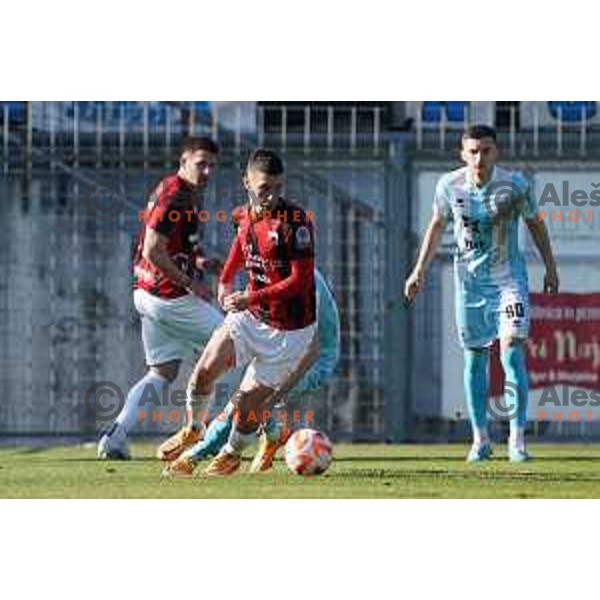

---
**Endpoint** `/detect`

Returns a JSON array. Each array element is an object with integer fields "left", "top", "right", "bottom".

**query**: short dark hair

[
  {"left": 247, "top": 148, "right": 284, "bottom": 176},
  {"left": 180, "top": 136, "right": 219, "bottom": 156},
  {"left": 462, "top": 124, "right": 497, "bottom": 143}
]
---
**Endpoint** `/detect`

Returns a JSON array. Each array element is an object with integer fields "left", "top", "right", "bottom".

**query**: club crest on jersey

[
  {"left": 268, "top": 230, "right": 279, "bottom": 245},
  {"left": 295, "top": 226, "right": 311, "bottom": 249}
]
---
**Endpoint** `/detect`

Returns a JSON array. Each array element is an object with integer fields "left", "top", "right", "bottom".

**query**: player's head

[
  {"left": 244, "top": 148, "right": 284, "bottom": 215},
  {"left": 178, "top": 136, "right": 219, "bottom": 188},
  {"left": 460, "top": 125, "right": 498, "bottom": 184}
]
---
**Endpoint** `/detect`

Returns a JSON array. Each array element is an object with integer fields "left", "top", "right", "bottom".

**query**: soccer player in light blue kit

[
  {"left": 405, "top": 125, "right": 559, "bottom": 462},
  {"left": 164, "top": 268, "right": 340, "bottom": 475}
]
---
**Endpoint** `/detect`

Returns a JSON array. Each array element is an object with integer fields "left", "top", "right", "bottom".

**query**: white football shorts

[
  {"left": 133, "top": 289, "right": 224, "bottom": 366},
  {"left": 224, "top": 310, "right": 317, "bottom": 390}
]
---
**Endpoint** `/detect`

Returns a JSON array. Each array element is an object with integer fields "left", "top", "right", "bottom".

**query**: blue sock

[
  {"left": 188, "top": 413, "right": 233, "bottom": 462},
  {"left": 463, "top": 348, "right": 489, "bottom": 441},
  {"left": 500, "top": 343, "right": 529, "bottom": 435}
]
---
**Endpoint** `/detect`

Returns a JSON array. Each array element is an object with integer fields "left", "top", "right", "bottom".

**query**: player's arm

[
  {"left": 143, "top": 227, "right": 199, "bottom": 293},
  {"left": 218, "top": 234, "right": 245, "bottom": 308},
  {"left": 194, "top": 244, "right": 224, "bottom": 275},
  {"left": 404, "top": 204, "right": 445, "bottom": 303},
  {"left": 525, "top": 218, "right": 560, "bottom": 293},
  {"left": 224, "top": 222, "right": 314, "bottom": 312}
]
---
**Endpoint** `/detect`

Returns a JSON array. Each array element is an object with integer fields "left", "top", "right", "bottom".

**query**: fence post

[
  {"left": 143, "top": 102, "right": 149, "bottom": 168},
  {"left": 49, "top": 102, "right": 56, "bottom": 170},
  {"left": 119, "top": 103, "right": 126, "bottom": 167},
  {"left": 73, "top": 102, "right": 79, "bottom": 167},
  {"left": 257, "top": 105, "right": 264, "bottom": 148},
  {"left": 350, "top": 105, "right": 357, "bottom": 154},
  {"left": 416, "top": 102, "right": 423, "bottom": 150},
  {"left": 580, "top": 107, "right": 587, "bottom": 157},
  {"left": 188, "top": 102, "right": 195, "bottom": 136},
  {"left": 211, "top": 102, "right": 219, "bottom": 143},
  {"left": 533, "top": 104, "right": 539, "bottom": 157},
  {"left": 235, "top": 103, "right": 242, "bottom": 155},
  {"left": 327, "top": 105, "right": 334, "bottom": 154},
  {"left": 304, "top": 105, "right": 311, "bottom": 156},
  {"left": 165, "top": 104, "right": 171, "bottom": 169},
  {"left": 509, "top": 104, "right": 516, "bottom": 157},
  {"left": 374, "top": 106, "right": 381, "bottom": 156},
  {"left": 281, "top": 104, "right": 287, "bottom": 151},
  {"left": 439, "top": 104, "right": 446, "bottom": 151},
  {"left": 383, "top": 136, "right": 411, "bottom": 442},
  {"left": 2, "top": 103, "right": 8, "bottom": 174},
  {"left": 96, "top": 102, "right": 103, "bottom": 167},
  {"left": 557, "top": 105, "right": 563, "bottom": 157},
  {"left": 25, "top": 101, "right": 33, "bottom": 176}
]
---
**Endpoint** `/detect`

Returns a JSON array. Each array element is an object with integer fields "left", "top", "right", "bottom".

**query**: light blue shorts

[
  {"left": 287, "top": 354, "right": 338, "bottom": 401},
  {"left": 454, "top": 273, "right": 530, "bottom": 349}
]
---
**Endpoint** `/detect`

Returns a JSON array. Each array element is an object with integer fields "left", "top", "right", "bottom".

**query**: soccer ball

[{"left": 285, "top": 429, "right": 333, "bottom": 476}]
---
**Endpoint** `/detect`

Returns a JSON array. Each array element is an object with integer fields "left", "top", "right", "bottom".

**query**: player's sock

[
  {"left": 186, "top": 385, "right": 214, "bottom": 432},
  {"left": 188, "top": 409, "right": 234, "bottom": 462},
  {"left": 222, "top": 416, "right": 256, "bottom": 456},
  {"left": 263, "top": 415, "right": 281, "bottom": 443},
  {"left": 115, "top": 371, "right": 169, "bottom": 434},
  {"left": 463, "top": 348, "right": 490, "bottom": 445},
  {"left": 501, "top": 344, "right": 528, "bottom": 450}
]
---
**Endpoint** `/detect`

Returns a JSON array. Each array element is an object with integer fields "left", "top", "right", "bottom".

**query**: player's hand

[
  {"left": 195, "top": 256, "right": 223, "bottom": 275},
  {"left": 218, "top": 283, "right": 233, "bottom": 309},
  {"left": 544, "top": 267, "right": 560, "bottom": 294},
  {"left": 223, "top": 291, "right": 249, "bottom": 312},
  {"left": 188, "top": 280, "right": 213, "bottom": 301},
  {"left": 404, "top": 268, "right": 424, "bottom": 303}
]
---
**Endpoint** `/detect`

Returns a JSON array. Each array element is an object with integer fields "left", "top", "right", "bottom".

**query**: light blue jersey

[{"left": 434, "top": 166, "right": 537, "bottom": 348}]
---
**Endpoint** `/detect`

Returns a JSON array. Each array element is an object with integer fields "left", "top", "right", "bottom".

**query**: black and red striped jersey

[
  {"left": 132, "top": 174, "right": 199, "bottom": 299},
  {"left": 221, "top": 198, "right": 316, "bottom": 330}
]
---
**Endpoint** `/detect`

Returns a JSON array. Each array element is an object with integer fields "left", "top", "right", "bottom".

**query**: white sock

[
  {"left": 115, "top": 371, "right": 168, "bottom": 434},
  {"left": 473, "top": 427, "right": 490, "bottom": 446},
  {"left": 509, "top": 426, "right": 525, "bottom": 451},
  {"left": 186, "top": 385, "right": 214, "bottom": 431},
  {"left": 222, "top": 421, "right": 256, "bottom": 456}
]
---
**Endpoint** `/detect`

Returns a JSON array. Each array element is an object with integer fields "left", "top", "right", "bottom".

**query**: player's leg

[
  {"left": 203, "top": 373, "right": 275, "bottom": 476},
  {"left": 98, "top": 290, "right": 186, "bottom": 460},
  {"left": 455, "top": 277, "right": 495, "bottom": 462},
  {"left": 98, "top": 362, "right": 181, "bottom": 460},
  {"left": 157, "top": 323, "right": 235, "bottom": 462},
  {"left": 500, "top": 337, "right": 529, "bottom": 461},
  {"left": 499, "top": 287, "right": 531, "bottom": 462},
  {"left": 206, "top": 319, "right": 318, "bottom": 475},
  {"left": 463, "top": 346, "right": 492, "bottom": 462},
  {"left": 250, "top": 355, "right": 335, "bottom": 473}
]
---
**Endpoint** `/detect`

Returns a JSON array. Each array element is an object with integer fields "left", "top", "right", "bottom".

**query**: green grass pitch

[{"left": 2, "top": 443, "right": 600, "bottom": 498}]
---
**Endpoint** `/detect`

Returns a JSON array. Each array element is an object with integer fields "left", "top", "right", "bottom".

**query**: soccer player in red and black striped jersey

[
  {"left": 160, "top": 148, "right": 318, "bottom": 476},
  {"left": 98, "top": 137, "right": 223, "bottom": 461}
]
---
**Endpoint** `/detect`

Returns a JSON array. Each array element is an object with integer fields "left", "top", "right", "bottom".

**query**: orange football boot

[
  {"left": 249, "top": 422, "right": 292, "bottom": 473},
  {"left": 156, "top": 424, "right": 204, "bottom": 462},
  {"left": 204, "top": 452, "right": 241, "bottom": 476},
  {"left": 161, "top": 454, "right": 196, "bottom": 478}
]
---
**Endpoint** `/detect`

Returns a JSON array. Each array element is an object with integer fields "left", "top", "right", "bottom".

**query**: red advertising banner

[{"left": 490, "top": 293, "right": 600, "bottom": 396}]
